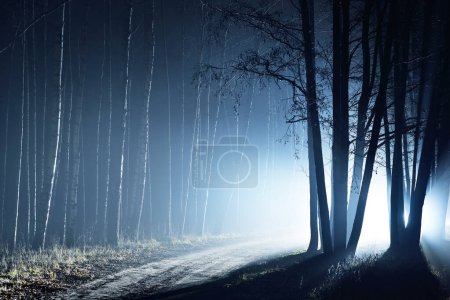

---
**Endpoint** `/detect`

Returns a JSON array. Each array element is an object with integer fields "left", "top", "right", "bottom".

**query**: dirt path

[{"left": 57, "top": 235, "right": 303, "bottom": 299}]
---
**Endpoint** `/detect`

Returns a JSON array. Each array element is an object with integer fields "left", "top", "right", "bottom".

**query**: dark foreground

[
  {"left": 1, "top": 237, "right": 449, "bottom": 299},
  {"left": 148, "top": 241, "right": 450, "bottom": 300}
]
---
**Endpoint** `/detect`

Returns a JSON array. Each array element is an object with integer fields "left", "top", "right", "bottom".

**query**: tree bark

[
  {"left": 347, "top": 0, "right": 375, "bottom": 239},
  {"left": 406, "top": 3, "right": 450, "bottom": 248},
  {"left": 137, "top": 0, "right": 155, "bottom": 240},
  {"left": 107, "top": 4, "right": 133, "bottom": 246},
  {"left": 38, "top": 3, "right": 65, "bottom": 249},
  {"left": 389, "top": 0, "right": 413, "bottom": 250},
  {"left": 331, "top": 0, "right": 350, "bottom": 252},
  {"left": 307, "top": 120, "right": 319, "bottom": 252},
  {"left": 299, "top": 0, "right": 333, "bottom": 254}
]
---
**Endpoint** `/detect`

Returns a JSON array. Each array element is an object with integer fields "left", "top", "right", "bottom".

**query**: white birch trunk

[
  {"left": 137, "top": 0, "right": 155, "bottom": 240},
  {"left": 103, "top": 0, "right": 113, "bottom": 241},
  {"left": 42, "top": 4, "right": 65, "bottom": 249},
  {"left": 114, "top": 5, "right": 133, "bottom": 243},
  {"left": 162, "top": 3, "right": 172, "bottom": 236},
  {"left": 14, "top": 4, "right": 27, "bottom": 248}
]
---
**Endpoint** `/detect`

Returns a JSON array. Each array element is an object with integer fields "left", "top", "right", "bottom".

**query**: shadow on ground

[{"left": 135, "top": 244, "right": 449, "bottom": 300}]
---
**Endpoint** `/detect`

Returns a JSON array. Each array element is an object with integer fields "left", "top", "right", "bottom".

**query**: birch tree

[
  {"left": 137, "top": 0, "right": 155, "bottom": 240},
  {"left": 108, "top": 3, "right": 133, "bottom": 246},
  {"left": 14, "top": 1, "right": 27, "bottom": 249},
  {"left": 40, "top": 3, "right": 66, "bottom": 249}
]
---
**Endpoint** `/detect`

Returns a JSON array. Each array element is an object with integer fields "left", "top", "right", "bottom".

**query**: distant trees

[{"left": 0, "top": 0, "right": 161, "bottom": 249}]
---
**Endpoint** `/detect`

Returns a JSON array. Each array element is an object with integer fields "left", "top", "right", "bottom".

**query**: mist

[{"left": 0, "top": 0, "right": 449, "bottom": 298}]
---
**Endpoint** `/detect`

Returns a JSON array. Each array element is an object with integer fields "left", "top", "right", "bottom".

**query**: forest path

[{"left": 58, "top": 235, "right": 303, "bottom": 299}]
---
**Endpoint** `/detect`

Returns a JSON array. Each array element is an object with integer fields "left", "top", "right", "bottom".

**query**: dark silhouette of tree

[
  {"left": 331, "top": 0, "right": 349, "bottom": 253},
  {"left": 347, "top": 0, "right": 397, "bottom": 254},
  {"left": 299, "top": 0, "right": 333, "bottom": 254}
]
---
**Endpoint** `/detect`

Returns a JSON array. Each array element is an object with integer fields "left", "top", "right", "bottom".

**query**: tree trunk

[
  {"left": 102, "top": 0, "right": 113, "bottom": 244},
  {"left": 307, "top": 120, "right": 319, "bottom": 252},
  {"left": 299, "top": 0, "right": 333, "bottom": 254},
  {"left": 406, "top": 5, "right": 450, "bottom": 248},
  {"left": 411, "top": 0, "right": 433, "bottom": 196},
  {"left": 38, "top": 3, "right": 65, "bottom": 249},
  {"left": 389, "top": 0, "right": 413, "bottom": 250},
  {"left": 137, "top": 0, "right": 155, "bottom": 240},
  {"left": 162, "top": 1, "right": 173, "bottom": 237},
  {"left": 66, "top": 3, "right": 88, "bottom": 247},
  {"left": 331, "top": 0, "right": 350, "bottom": 252},
  {"left": 107, "top": 4, "right": 133, "bottom": 246},
  {"left": 347, "top": 0, "right": 396, "bottom": 254},
  {"left": 63, "top": 6, "right": 74, "bottom": 245},
  {"left": 1, "top": 42, "right": 14, "bottom": 241},
  {"left": 14, "top": 10, "right": 27, "bottom": 248},
  {"left": 433, "top": 77, "right": 450, "bottom": 239},
  {"left": 31, "top": 0, "right": 38, "bottom": 240},
  {"left": 347, "top": 0, "right": 375, "bottom": 239}
]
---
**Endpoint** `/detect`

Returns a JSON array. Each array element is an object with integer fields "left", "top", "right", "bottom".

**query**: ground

[
  {"left": 0, "top": 235, "right": 244, "bottom": 299},
  {"left": 0, "top": 235, "right": 449, "bottom": 299},
  {"left": 152, "top": 240, "right": 450, "bottom": 300}
]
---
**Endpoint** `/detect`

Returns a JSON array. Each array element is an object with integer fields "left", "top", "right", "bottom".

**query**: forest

[{"left": 0, "top": 0, "right": 449, "bottom": 299}]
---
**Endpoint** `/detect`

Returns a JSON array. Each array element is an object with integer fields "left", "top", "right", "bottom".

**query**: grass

[
  {"left": 1, "top": 236, "right": 447, "bottom": 299},
  {"left": 0, "top": 240, "right": 161, "bottom": 298},
  {"left": 152, "top": 248, "right": 449, "bottom": 300},
  {"left": 313, "top": 250, "right": 447, "bottom": 300},
  {"left": 0, "top": 234, "right": 237, "bottom": 299}
]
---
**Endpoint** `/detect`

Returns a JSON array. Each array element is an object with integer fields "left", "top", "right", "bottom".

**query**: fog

[{"left": 0, "top": 0, "right": 448, "bottom": 256}]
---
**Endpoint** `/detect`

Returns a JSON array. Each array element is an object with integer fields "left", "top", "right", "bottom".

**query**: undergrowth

[
  {"left": 311, "top": 250, "right": 446, "bottom": 300},
  {"left": 0, "top": 235, "right": 235, "bottom": 299}
]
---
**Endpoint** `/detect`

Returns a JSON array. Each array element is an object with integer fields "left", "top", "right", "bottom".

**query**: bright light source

[
  {"left": 421, "top": 188, "right": 449, "bottom": 240},
  {"left": 422, "top": 197, "right": 439, "bottom": 238},
  {"left": 446, "top": 200, "right": 450, "bottom": 241},
  {"left": 357, "top": 174, "right": 390, "bottom": 249},
  {"left": 404, "top": 211, "right": 409, "bottom": 226},
  {"left": 446, "top": 223, "right": 450, "bottom": 241}
]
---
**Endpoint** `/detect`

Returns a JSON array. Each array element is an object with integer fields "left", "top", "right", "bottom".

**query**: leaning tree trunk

[
  {"left": 39, "top": 4, "right": 65, "bottom": 249},
  {"left": 433, "top": 79, "right": 450, "bottom": 239},
  {"left": 406, "top": 88, "right": 442, "bottom": 250},
  {"left": 347, "top": 0, "right": 375, "bottom": 239},
  {"left": 433, "top": 128, "right": 450, "bottom": 240},
  {"left": 347, "top": 0, "right": 396, "bottom": 254},
  {"left": 307, "top": 120, "right": 319, "bottom": 252},
  {"left": 299, "top": 0, "right": 333, "bottom": 254},
  {"left": 14, "top": 13, "right": 27, "bottom": 249},
  {"left": 406, "top": 2, "right": 450, "bottom": 249}
]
